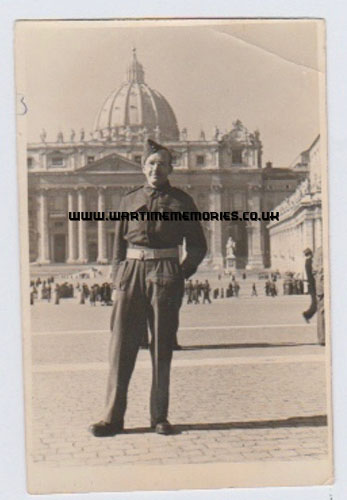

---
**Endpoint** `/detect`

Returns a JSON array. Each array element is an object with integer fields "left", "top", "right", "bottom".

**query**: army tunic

[{"left": 104, "top": 182, "right": 207, "bottom": 426}]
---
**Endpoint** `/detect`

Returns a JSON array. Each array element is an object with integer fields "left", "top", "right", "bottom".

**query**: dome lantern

[{"left": 126, "top": 48, "right": 145, "bottom": 84}]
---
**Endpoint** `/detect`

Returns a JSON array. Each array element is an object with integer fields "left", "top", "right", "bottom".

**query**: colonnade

[
  {"left": 35, "top": 188, "right": 111, "bottom": 264},
  {"left": 34, "top": 185, "right": 266, "bottom": 268},
  {"left": 269, "top": 207, "right": 322, "bottom": 274}
]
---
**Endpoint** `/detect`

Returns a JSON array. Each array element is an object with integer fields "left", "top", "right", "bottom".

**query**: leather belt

[{"left": 126, "top": 247, "right": 179, "bottom": 260}]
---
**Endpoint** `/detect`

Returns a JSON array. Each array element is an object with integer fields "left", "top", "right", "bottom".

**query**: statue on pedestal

[
  {"left": 226, "top": 236, "right": 236, "bottom": 259},
  {"left": 180, "top": 127, "right": 188, "bottom": 141},
  {"left": 40, "top": 129, "right": 47, "bottom": 143}
]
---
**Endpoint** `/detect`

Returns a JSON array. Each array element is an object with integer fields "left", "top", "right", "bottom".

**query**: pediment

[{"left": 77, "top": 153, "right": 142, "bottom": 173}]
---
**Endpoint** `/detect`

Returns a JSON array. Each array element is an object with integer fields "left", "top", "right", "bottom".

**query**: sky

[{"left": 17, "top": 19, "right": 325, "bottom": 166}]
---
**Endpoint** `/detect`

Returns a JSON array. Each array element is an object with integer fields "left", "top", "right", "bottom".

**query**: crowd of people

[
  {"left": 184, "top": 277, "right": 242, "bottom": 304},
  {"left": 77, "top": 282, "right": 112, "bottom": 306},
  {"left": 283, "top": 277, "right": 305, "bottom": 295},
  {"left": 264, "top": 280, "right": 278, "bottom": 297},
  {"left": 30, "top": 278, "right": 112, "bottom": 306},
  {"left": 30, "top": 270, "right": 308, "bottom": 307}
]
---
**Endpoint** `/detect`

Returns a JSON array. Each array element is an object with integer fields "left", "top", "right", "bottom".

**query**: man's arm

[
  {"left": 111, "top": 198, "right": 128, "bottom": 286},
  {"left": 181, "top": 197, "right": 207, "bottom": 279}
]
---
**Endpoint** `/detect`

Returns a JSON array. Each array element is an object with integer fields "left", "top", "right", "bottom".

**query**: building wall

[
  {"left": 268, "top": 136, "right": 322, "bottom": 275},
  {"left": 27, "top": 124, "right": 305, "bottom": 269}
]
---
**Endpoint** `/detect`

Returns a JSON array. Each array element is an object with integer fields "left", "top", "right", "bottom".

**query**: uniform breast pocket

[
  {"left": 127, "top": 204, "right": 148, "bottom": 238},
  {"left": 156, "top": 203, "right": 184, "bottom": 237}
]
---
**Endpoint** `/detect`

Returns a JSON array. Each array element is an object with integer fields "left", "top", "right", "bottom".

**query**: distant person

[
  {"left": 186, "top": 279, "right": 193, "bottom": 304},
  {"left": 251, "top": 283, "right": 257, "bottom": 296},
  {"left": 193, "top": 280, "right": 200, "bottom": 304},
  {"left": 302, "top": 248, "right": 317, "bottom": 323},
  {"left": 270, "top": 281, "right": 277, "bottom": 297},
  {"left": 202, "top": 280, "right": 211, "bottom": 304},
  {"left": 313, "top": 246, "right": 325, "bottom": 346},
  {"left": 227, "top": 282, "right": 233, "bottom": 297},
  {"left": 89, "top": 287, "right": 96, "bottom": 306},
  {"left": 78, "top": 286, "right": 85, "bottom": 305},
  {"left": 53, "top": 284, "right": 60, "bottom": 305}
]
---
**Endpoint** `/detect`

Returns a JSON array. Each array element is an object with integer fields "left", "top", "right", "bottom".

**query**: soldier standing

[{"left": 90, "top": 139, "right": 207, "bottom": 437}]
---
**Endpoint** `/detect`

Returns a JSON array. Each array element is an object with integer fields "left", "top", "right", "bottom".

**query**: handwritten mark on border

[{"left": 16, "top": 94, "right": 28, "bottom": 115}]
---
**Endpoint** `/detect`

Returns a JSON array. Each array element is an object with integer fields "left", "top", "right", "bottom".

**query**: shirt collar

[{"left": 143, "top": 181, "right": 171, "bottom": 197}]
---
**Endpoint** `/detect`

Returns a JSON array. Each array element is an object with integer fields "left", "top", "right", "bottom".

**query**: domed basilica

[{"left": 27, "top": 49, "right": 307, "bottom": 269}]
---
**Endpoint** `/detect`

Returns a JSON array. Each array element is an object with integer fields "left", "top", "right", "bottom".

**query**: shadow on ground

[
  {"left": 122, "top": 415, "right": 327, "bottom": 435},
  {"left": 176, "top": 342, "right": 320, "bottom": 350}
]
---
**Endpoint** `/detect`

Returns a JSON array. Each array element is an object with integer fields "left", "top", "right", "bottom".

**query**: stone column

[
  {"left": 303, "top": 216, "right": 314, "bottom": 252},
  {"left": 67, "top": 190, "right": 78, "bottom": 263},
  {"left": 315, "top": 214, "right": 323, "bottom": 249},
  {"left": 209, "top": 181, "right": 224, "bottom": 266},
  {"left": 77, "top": 189, "right": 88, "bottom": 264},
  {"left": 36, "top": 189, "right": 50, "bottom": 264},
  {"left": 97, "top": 188, "right": 108, "bottom": 264},
  {"left": 246, "top": 189, "right": 264, "bottom": 269}
]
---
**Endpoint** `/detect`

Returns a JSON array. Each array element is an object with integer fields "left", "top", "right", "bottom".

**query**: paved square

[{"left": 29, "top": 279, "right": 329, "bottom": 467}]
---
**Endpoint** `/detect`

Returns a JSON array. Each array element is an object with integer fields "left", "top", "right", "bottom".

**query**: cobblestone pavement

[{"left": 29, "top": 293, "right": 330, "bottom": 467}]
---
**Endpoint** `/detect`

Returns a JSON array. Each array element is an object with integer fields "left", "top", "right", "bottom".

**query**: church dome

[{"left": 93, "top": 49, "right": 179, "bottom": 141}]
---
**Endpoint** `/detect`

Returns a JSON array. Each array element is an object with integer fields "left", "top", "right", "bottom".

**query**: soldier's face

[{"left": 143, "top": 151, "right": 172, "bottom": 188}]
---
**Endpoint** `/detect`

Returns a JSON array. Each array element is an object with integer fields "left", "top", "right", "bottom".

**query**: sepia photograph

[{"left": 15, "top": 18, "right": 332, "bottom": 493}]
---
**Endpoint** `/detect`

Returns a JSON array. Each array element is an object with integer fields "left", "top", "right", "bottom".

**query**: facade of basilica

[{"left": 27, "top": 49, "right": 308, "bottom": 269}]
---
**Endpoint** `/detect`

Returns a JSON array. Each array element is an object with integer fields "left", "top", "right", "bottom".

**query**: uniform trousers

[
  {"left": 103, "top": 257, "right": 184, "bottom": 426},
  {"left": 303, "top": 292, "right": 317, "bottom": 320}
]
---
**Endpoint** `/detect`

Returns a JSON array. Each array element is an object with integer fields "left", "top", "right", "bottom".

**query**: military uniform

[{"left": 103, "top": 181, "right": 207, "bottom": 429}]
